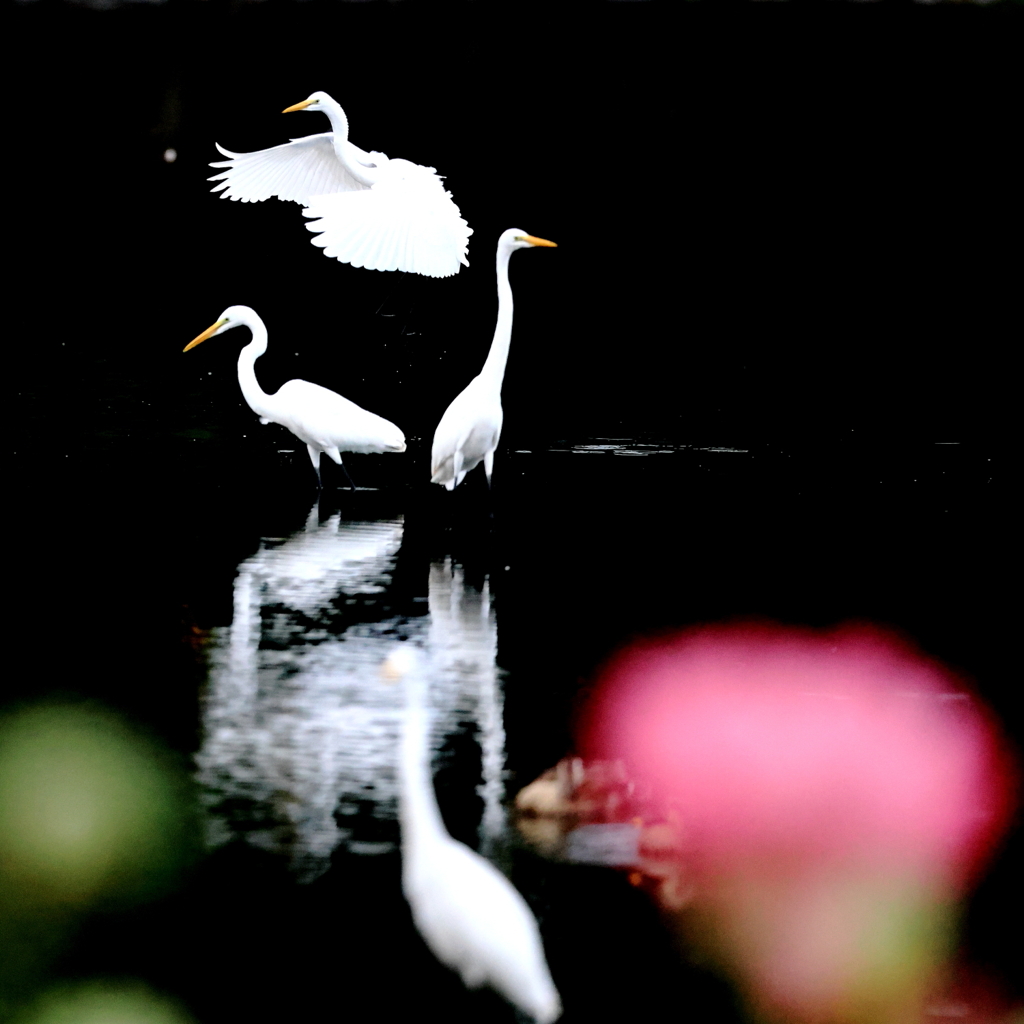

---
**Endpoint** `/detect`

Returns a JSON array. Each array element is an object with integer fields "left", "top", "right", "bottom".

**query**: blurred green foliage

[
  {"left": 14, "top": 980, "right": 193, "bottom": 1024},
  {"left": 0, "top": 704, "right": 195, "bottom": 1019}
]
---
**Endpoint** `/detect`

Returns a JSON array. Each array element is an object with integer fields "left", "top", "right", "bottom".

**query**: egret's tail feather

[{"left": 430, "top": 455, "right": 453, "bottom": 487}]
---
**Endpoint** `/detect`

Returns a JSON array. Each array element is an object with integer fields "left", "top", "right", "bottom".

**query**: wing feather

[
  {"left": 302, "top": 162, "right": 472, "bottom": 278},
  {"left": 208, "top": 134, "right": 369, "bottom": 204},
  {"left": 272, "top": 380, "right": 406, "bottom": 453}
]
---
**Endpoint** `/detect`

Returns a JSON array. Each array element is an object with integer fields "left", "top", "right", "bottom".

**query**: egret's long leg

[
  {"left": 306, "top": 444, "right": 322, "bottom": 490},
  {"left": 483, "top": 451, "right": 494, "bottom": 489},
  {"left": 323, "top": 446, "right": 356, "bottom": 491},
  {"left": 337, "top": 457, "right": 357, "bottom": 492}
]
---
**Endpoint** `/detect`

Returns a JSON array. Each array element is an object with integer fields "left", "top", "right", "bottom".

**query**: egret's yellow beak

[
  {"left": 282, "top": 99, "right": 315, "bottom": 114},
  {"left": 518, "top": 235, "right": 557, "bottom": 248},
  {"left": 184, "top": 319, "right": 228, "bottom": 353},
  {"left": 380, "top": 657, "right": 404, "bottom": 684},
  {"left": 380, "top": 648, "right": 415, "bottom": 683}
]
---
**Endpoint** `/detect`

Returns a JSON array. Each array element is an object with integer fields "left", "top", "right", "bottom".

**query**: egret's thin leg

[
  {"left": 307, "top": 444, "right": 323, "bottom": 490},
  {"left": 338, "top": 456, "right": 357, "bottom": 491},
  {"left": 483, "top": 451, "right": 494, "bottom": 489}
]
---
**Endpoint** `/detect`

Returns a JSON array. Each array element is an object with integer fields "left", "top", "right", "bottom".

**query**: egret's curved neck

[
  {"left": 480, "top": 243, "right": 515, "bottom": 391},
  {"left": 317, "top": 96, "right": 350, "bottom": 142},
  {"left": 320, "top": 97, "right": 378, "bottom": 187},
  {"left": 399, "top": 678, "right": 448, "bottom": 854},
  {"left": 234, "top": 316, "right": 274, "bottom": 420}
]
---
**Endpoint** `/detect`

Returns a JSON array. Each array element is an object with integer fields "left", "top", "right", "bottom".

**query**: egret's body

[
  {"left": 386, "top": 649, "right": 561, "bottom": 1023},
  {"left": 430, "top": 229, "right": 556, "bottom": 491},
  {"left": 430, "top": 377, "right": 503, "bottom": 492},
  {"left": 184, "top": 306, "right": 405, "bottom": 487},
  {"left": 209, "top": 92, "right": 471, "bottom": 278}
]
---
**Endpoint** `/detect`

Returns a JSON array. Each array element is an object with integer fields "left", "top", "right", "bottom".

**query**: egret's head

[
  {"left": 503, "top": 228, "right": 558, "bottom": 251},
  {"left": 183, "top": 305, "right": 250, "bottom": 352},
  {"left": 282, "top": 91, "right": 331, "bottom": 115},
  {"left": 381, "top": 646, "right": 417, "bottom": 684}
]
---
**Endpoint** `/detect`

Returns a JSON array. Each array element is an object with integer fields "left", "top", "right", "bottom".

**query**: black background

[
  {"left": 4, "top": 1, "right": 1021, "bottom": 1021},
  {"left": 7, "top": 0, "right": 1020, "bottom": 449}
]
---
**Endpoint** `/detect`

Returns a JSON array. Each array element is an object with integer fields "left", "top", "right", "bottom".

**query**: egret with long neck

[
  {"left": 208, "top": 92, "right": 472, "bottom": 278},
  {"left": 430, "top": 229, "right": 557, "bottom": 491},
  {"left": 184, "top": 305, "right": 406, "bottom": 489},
  {"left": 385, "top": 648, "right": 562, "bottom": 1023}
]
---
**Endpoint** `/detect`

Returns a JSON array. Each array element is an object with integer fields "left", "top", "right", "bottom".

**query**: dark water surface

[{"left": 6, "top": 434, "right": 1017, "bottom": 1022}]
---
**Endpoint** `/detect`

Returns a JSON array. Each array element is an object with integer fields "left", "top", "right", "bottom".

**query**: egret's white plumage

[
  {"left": 431, "top": 229, "right": 556, "bottom": 491},
  {"left": 183, "top": 305, "right": 406, "bottom": 487},
  {"left": 209, "top": 92, "right": 471, "bottom": 278},
  {"left": 384, "top": 648, "right": 561, "bottom": 1023}
]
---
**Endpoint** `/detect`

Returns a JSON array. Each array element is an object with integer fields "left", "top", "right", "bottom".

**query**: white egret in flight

[
  {"left": 184, "top": 305, "right": 406, "bottom": 489},
  {"left": 430, "top": 229, "right": 556, "bottom": 491},
  {"left": 208, "top": 92, "right": 472, "bottom": 278},
  {"left": 384, "top": 647, "right": 562, "bottom": 1022}
]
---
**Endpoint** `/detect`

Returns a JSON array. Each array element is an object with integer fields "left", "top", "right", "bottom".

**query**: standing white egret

[
  {"left": 184, "top": 305, "right": 406, "bottom": 488},
  {"left": 430, "top": 229, "right": 556, "bottom": 491},
  {"left": 208, "top": 92, "right": 472, "bottom": 278},
  {"left": 383, "top": 648, "right": 562, "bottom": 1023}
]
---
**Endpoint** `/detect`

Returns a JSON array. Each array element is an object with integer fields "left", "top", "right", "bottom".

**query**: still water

[{"left": 6, "top": 437, "right": 1014, "bottom": 1022}]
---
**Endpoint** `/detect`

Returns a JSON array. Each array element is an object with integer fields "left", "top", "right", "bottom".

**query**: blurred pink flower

[
  {"left": 582, "top": 623, "right": 1017, "bottom": 1023},
  {"left": 587, "top": 622, "right": 1013, "bottom": 882}
]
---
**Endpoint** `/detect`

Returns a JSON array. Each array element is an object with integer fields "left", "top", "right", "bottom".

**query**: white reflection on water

[
  {"left": 427, "top": 559, "right": 503, "bottom": 855},
  {"left": 518, "top": 439, "right": 750, "bottom": 456},
  {"left": 196, "top": 505, "right": 506, "bottom": 881}
]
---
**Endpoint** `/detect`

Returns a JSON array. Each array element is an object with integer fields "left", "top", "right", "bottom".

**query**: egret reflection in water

[
  {"left": 197, "top": 504, "right": 509, "bottom": 882},
  {"left": 196, "top": 504, "right": 411, "bottom": 878},
  {"left": 427, "top": 557, "right": 505, "bottom": 853}
]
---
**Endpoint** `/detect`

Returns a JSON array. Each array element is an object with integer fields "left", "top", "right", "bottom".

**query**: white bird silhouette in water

[
  {"left": 208, "top": 92, "right": 472, "bottom": 278},
  {"left": 384, "top": 647, "right": 562, "bottom": 1023},
  {"left": 184, "top": 306, "right": 406, "bottom": 489},
  {"left": 430, "top": 229, "right": 557, "bottom": 491}
]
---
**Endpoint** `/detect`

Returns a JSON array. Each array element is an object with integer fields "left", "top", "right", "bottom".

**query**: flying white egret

[
  {"left": 383, "top": 648, "right": 562, "bottom": 1023},
  {"left": 184, "top": 305, "right": 406, "bottom": 489},
  {"left": 430, "top": 229, "right": 556, "bottom": 491},
  {"left": 208, "top": 92, "right": 472, "bottom": 278}
]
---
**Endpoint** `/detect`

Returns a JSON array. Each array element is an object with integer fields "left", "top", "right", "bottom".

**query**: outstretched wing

[
  {"left": 301, "top": 161, "right": 472, "bottom": 278},
  {"left": 208, "top": 134, "right": 370, "bottom": 204}
]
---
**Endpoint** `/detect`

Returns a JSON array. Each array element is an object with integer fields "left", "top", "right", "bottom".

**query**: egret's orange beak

[
  {"left": 184, "top": 319, "right": 228, "bottom": 352},
  {"left": 520, "top": 235, "right": 557, "bottom": 247},
  {"left": 282, "top": 99, "right": 315, "bottom": 114},
  {"left": 380, "top": 650, "right": 411, "bottom": 683}
]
